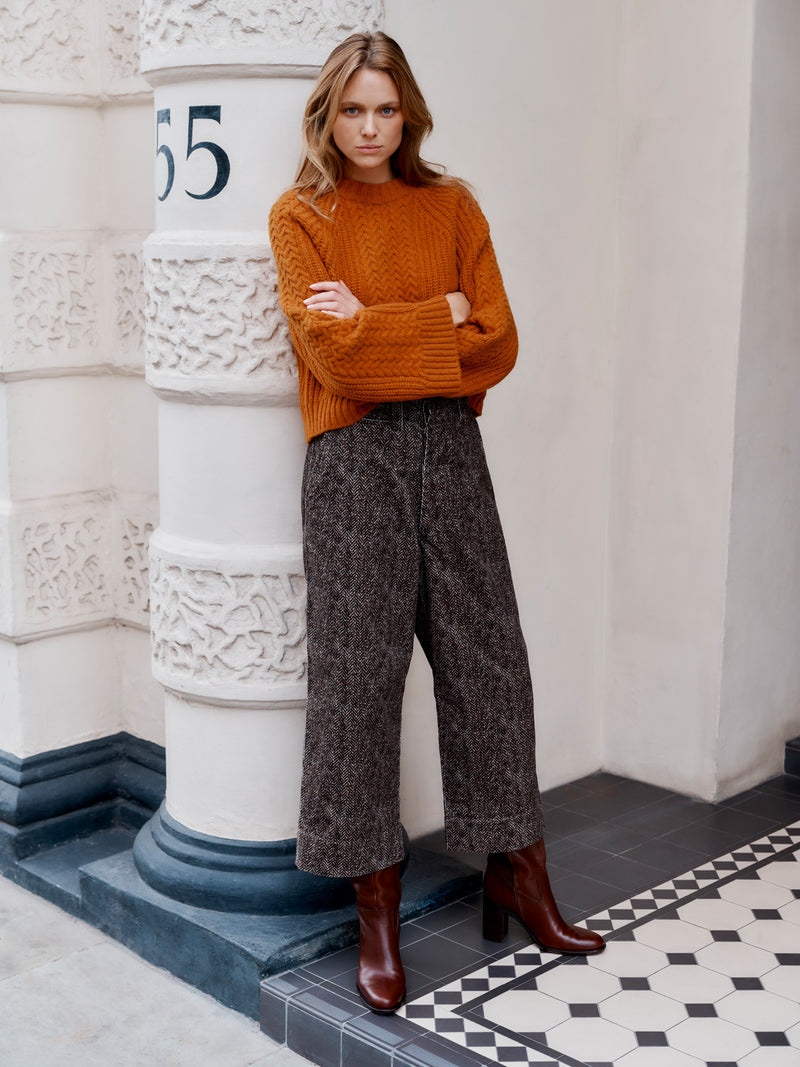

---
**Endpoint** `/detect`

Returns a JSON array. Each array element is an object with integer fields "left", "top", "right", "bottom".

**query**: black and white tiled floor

[{"left": 261, "top": 772, "right": 800, "bottom": 1067}]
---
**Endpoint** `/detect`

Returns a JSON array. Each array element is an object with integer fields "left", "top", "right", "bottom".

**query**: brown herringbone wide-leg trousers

[{"left": 297, "top": 396, "right": 544, "bottom": 878}]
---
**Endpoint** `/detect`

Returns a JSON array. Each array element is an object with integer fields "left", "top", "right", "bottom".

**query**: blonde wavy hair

[{"left": 294, "top": 31, "right": 461, "bottom": 213}]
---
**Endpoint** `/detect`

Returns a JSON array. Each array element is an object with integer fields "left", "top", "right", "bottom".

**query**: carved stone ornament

[
  {"left": 0, "top": 0, "right": 92, "bottom": 91},
  {"left": 149, "top": 532, "right": 306, "bottom": 705},
  {"left": 0, "top": 493, "right": 157, "bottom": 640},
  {"left": 114, "top": 498, "right": 157, "bottom": 626},
  {"left": 0, "top": 0, "right": 149, "bottom": 97},
  {"left": 140, "top": 0, "right": 384, "bottom": 77},
  {"left": 18, "top": 498, "right": 113, "bottom": 634},
  {"left": 0, "top": 234, "right": 148, "bottom": 379},
  {"left": 1, "top": 238, "right": 99, "bottom": 376},
  {"left": 144, "top": 237, "right": 297, "bottom": 404},
  {"left": 109, "top": 241, "right": 146, "bottom": 369},
  {"left": 100, "top": 0, "right": 149, "bottom": 95}
]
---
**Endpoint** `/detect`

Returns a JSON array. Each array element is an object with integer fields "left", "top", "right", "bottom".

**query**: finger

[
  {"left": 305, "top": 297, "right": 342, "bottom": 309},
  {"left": 308, "top": 281, "right": 341, "bottom": 292}
]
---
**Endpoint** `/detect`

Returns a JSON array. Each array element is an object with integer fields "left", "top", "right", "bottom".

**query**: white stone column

[{"left": 133, "top": 1, "right": 385, "bottom": 911}]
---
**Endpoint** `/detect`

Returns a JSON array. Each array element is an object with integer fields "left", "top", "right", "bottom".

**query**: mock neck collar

[{"left": 337, "top": 177, "right": 413, "bottom": 204}]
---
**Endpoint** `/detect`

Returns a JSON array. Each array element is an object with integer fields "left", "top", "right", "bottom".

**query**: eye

[
  {"left": 343, "top": 106, "right": 359, "bottom": 116},
  {"left": 381, "top": 107, "right": 396, "bottom": 116}
]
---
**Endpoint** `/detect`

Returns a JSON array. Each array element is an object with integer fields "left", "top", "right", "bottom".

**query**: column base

[{"left": 133, "top": 800, "right": 398, "bottom": 915}]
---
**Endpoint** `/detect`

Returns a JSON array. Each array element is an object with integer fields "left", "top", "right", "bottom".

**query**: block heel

[
  {"left": 482, "top": 893, "right": 509, "bottom": 942},
  {"left": 482, "top": 841, "right": 606, "bottom": 955}
]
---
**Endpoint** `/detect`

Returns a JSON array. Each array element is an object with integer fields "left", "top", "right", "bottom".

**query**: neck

[{"left": 343, "top": 163, "right": 394, "bottom": 185}]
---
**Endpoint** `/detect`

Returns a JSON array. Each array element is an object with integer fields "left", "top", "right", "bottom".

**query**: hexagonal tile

[
  {"left": 634, "top": 919, "right": 713, "bottom": 954},
  {"left": 760, "top": 859, "right": 800, "bottom": 891},
  {"left": 621, "top": 1050, "right": 708, "bottom": 1067},
  {"left": 547, "top": 1016, "right": 638, "bottom": 1061},
  {"left": 534, "top": 962, "right": 621, "bottom": 1003},
  {"left": 482, "top": 989, "right": 570, "bottom": 1032},
  {"left": 762, "top": 964, "right": 800, "bottom": 1003},
  {"left": 789, "top": 1020, "right": 800, "bottom": 1048},
  {"left": 678, "top": 897, "right": 755, "bottom": 931},
  {"left": 650, "top": 963, "right": 735, "bottom": 1003},
  {"left": 779, "top": 899, "right": 800, "bottom": 927},
  {"left": 719, "top": 879, "right": 793, "bottom": 910},
  {"left": 599, "top": 989, "right": 686, "bottom": 1030},
  {"left": 740, "top": 919, "right": 800, "bottom": 954},
  {"left": 669, "top": 1016, "right": 759, "bottom": 1061},
  {"left": 587, "top": 940, "right": 669, "bottom": 978},
  {"left": 696, "top": 940, "right": 777, "bottom": 977},
  {"left": 716, "top": 988, "right": 800, "bottom": 1030},
  {"left": 741, "top": 1049, "right": 800, "bottom": 1065}
]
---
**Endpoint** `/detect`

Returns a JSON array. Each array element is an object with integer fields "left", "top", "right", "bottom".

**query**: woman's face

[{"left": 332, "top": 68, "right": 404, "bottom": 184}]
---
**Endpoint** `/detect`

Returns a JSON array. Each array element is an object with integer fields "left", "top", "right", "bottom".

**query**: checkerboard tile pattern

[
  {"left": 261, "top": 773, "right": 800, "bottom": 1066},
  {"left": 397, "top": 821, "right": 800, "bottom": 1065}
]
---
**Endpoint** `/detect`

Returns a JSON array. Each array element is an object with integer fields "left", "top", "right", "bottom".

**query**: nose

[{"left": 361, "top": 112, "right": 377, "bottom": 137}]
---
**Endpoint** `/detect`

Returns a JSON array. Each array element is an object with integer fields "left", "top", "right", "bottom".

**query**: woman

[{"left": 269, "top": 31, "right": 604, "bottom": 1015}]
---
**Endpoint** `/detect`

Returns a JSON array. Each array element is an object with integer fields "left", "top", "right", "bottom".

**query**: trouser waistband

[{"left": 362, "top": 396, "right": 474, "bottom": 425}]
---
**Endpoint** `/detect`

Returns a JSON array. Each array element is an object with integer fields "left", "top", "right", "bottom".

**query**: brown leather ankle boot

[
  {"left": 483, "top": 838, "right": 605, "bottom": 955},
  {"left": 350, "top": 862, "right": 406, "bottom": 1013}
]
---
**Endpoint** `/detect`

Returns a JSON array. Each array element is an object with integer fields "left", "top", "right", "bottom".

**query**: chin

[{"left": 347, "top": 160, "right": 392, "bottom": 182}]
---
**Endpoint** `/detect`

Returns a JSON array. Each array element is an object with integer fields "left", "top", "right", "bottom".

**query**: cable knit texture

[{"left": 268, "top": 178, "right": 518, "bottom": 441}]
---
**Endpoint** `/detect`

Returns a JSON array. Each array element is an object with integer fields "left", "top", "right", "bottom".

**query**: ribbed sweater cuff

[{"left": 417, "top": 296, "right": 461, "bottom": 392}]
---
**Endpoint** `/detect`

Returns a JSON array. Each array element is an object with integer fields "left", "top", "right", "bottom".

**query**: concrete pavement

[{"left": 0, "top": 874, "right": 313, "bottom": 1067}]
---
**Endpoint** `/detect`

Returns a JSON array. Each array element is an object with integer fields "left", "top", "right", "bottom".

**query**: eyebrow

[{"left": 340, "top": 99, "right": 401, "bottom": 108}]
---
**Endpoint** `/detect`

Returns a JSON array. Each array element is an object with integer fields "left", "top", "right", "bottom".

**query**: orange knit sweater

[{"left": 268, "top": 177, "right": 518, "bottom": 441}]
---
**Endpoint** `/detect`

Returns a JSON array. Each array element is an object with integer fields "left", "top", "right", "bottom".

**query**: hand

[
  {"left": 446, "top": 291, "right": 471, "bottom": 326},
  {"left": 304, "top": 280, "right": 364, "bottom": 319}
]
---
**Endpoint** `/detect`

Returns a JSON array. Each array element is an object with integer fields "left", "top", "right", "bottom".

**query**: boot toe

[
  {"left": 545, "top": 927, "right": 606, "bottom": 955},
  {"left": 357, "top": 976, "right": 406, "bottom": 1014}
]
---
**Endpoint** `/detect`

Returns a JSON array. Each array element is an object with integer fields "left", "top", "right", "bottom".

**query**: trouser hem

[
  {"left": 444, "top": 811, "right": 546, "bottom": 855},
  {"left": 295, "top": 829, "right": 405, "bottom": 880}
]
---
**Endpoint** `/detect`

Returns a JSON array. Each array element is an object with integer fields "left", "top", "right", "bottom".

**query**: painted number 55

[{"left": 156, "top": 105, "right": 231, "bottom": 202}]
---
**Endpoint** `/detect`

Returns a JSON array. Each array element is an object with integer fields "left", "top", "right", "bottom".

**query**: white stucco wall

[
  {"left": 0, "top": 104, "right": 102, "bottom": 231},
  {"left": 717, "top": 0, "right": 800, "bottom": 795},
  {"left": 603, "top": 0, "right": 800, "bottom": 800},
  {"left": 603, "top": 0, "right": 755, "bottom": 797},
  {"left": 386, "top": 0, "right": 621, "bottom": 832}
]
